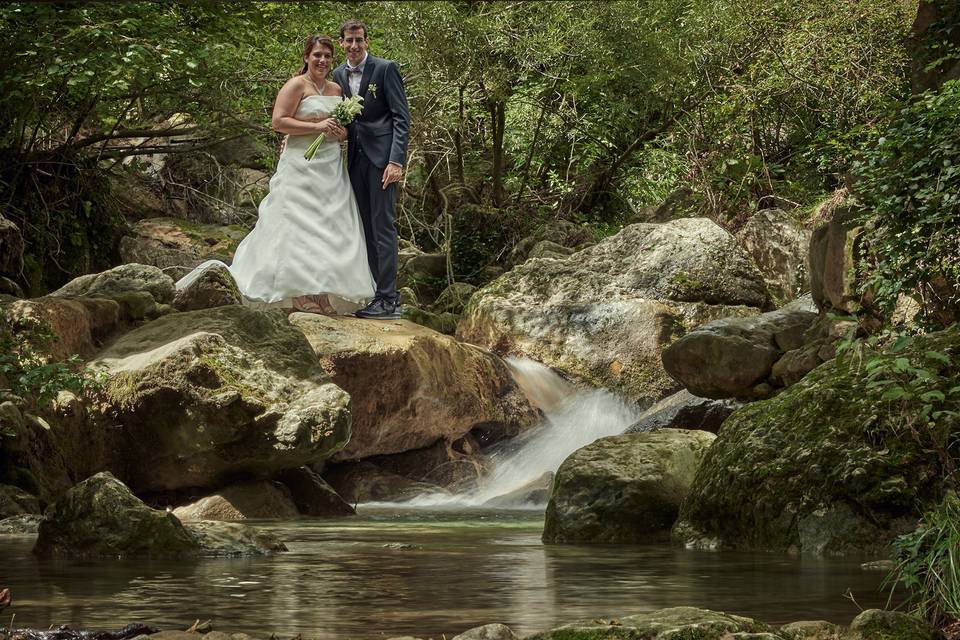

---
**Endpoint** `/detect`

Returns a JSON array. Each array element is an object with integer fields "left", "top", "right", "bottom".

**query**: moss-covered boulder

[
  {"left": 543, "top": 429, "right": 716, "bottom": 543},
  {"left": 51, "top": 263, "right": 175, "bottom": 321},
  {"left": 33, "top": 472, "right": 286, "bottom": 557},
  {"left": 458, "top": 218, "right": 770, "bottom": 405},
  {"left": 290, "top": 315, "right": 537, "bottom": 461},
  {"left": 119, "top": 217, "right": 249, "bottom": 271},
  {"left": 524, "top": 607, "right": 771, "bottom": 639},
  {"left": 91, "top": 306, "right": 351, "bottom": 492},
  {"left": 674, "top": 324, "right": 960, "bottom": 555},
  {"left": 847, "top": 610, "right": 939, "bottom": 640}
]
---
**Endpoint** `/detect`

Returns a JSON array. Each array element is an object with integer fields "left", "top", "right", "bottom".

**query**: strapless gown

[{"left": 176, "top": 94, "right": 375, "bottom": 309}]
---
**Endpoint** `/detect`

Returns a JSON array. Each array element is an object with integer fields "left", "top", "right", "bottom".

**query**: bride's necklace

[{"left": 307, "top": 74, "right": 323, "bottom": 96}]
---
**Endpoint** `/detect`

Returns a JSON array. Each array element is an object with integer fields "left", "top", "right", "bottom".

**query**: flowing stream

[{"left": 403, "top": 357, "right": 643, "bottom": 507}]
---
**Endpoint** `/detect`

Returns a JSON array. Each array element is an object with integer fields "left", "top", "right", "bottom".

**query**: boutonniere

[{"left": 368, "top": 83, "right": 378, "bottom": 99}]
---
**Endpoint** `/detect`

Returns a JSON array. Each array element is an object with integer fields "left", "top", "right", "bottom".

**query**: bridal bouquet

[{"left": 304, "top": 95, "right": 364, "bottom": 160}]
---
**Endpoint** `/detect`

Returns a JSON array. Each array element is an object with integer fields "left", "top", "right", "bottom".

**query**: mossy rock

[
  {"left": 525, "top": 607, "right": 771, "bottom": 640},
  {"left": 847, "top": 609, "right": 939, "bottom": 640},
  {"left": 674, "top": 324, "right": 960, "bottom": 555}
]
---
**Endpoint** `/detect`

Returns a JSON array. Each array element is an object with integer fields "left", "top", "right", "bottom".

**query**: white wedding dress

[{"left": 176, "top": 94, "right": 375, "bottom": 310}]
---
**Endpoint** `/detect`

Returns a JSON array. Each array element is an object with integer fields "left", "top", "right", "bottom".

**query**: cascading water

[{"left": 403, "top": 357, "right": 643, "bottom": 508}]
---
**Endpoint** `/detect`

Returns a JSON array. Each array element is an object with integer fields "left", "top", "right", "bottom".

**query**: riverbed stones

[
  {"left": 543, "top": 429, "right": 716, "bottom": 543},
  {"left": 289, "top": 314, "right": 537, "bottom": 461},
  {"left": 674, "top": 323, "right": 960, "bottom": 555},
  {"left": 661, "top": 309, "right": 818, "bottom": 399},
  {"left": 458, "top": 218, "right": 770, "bottom": 405},
  {"left": 33, "top": 472, "right": 285, "bottom": 557},
  {"left": 525, "top": 606, "right": 770, "bottom": 639},
  {"left": 172, "top": 480, "right": 299, "bottom": 521},
  {"left": 91, "top": 305, "right": 351, "bottom": 492}
]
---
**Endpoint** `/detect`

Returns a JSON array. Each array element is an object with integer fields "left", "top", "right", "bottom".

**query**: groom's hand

[{"left": 382, "top": 163, "right": 402, "bottom": 190}]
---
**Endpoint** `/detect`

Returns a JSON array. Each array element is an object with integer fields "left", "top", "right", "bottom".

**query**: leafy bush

[
  {"left": 889, "top": 494, "right": 960, "bottom": 628},
  {"left": 0, "top": 309, "right": 102, "bottom": 407},
  {"left": 853, "top": 80, "right": 960, "bottom": 329}
]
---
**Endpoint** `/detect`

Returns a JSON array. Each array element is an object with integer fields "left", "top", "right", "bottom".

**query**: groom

[{"left": 334, "top": 19, "right": 410, "bottom": 320}]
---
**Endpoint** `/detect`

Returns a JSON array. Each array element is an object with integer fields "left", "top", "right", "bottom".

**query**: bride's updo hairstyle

[{"left": 297, "top": 35, "right": 336, "bottom": 75}]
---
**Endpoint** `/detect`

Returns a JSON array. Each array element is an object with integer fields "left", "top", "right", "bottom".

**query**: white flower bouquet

[{"left": 303, "top": 95, "right": 364, "bottom": 161}]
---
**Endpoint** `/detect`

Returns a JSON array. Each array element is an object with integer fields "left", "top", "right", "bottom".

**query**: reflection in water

[{"left": 1, "top": 509, "right": 892, "bottom": 638}]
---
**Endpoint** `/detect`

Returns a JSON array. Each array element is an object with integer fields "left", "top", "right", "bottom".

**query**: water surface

[{"left": 0, "top": 508, "right": 893, "bottom": 638}]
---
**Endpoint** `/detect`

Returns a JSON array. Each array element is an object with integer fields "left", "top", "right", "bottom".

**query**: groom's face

[{"left": 339, "top": 27, "right": 368, "bottom": 66}]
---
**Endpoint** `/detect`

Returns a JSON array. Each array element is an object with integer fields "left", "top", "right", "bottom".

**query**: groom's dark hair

[{"left": 339, "top": 19, "right": 368, "bottom": 39}]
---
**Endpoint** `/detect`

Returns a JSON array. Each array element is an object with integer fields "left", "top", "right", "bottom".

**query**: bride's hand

[{"left": 318, "top": 118, "right": 346, "bottom": 140}]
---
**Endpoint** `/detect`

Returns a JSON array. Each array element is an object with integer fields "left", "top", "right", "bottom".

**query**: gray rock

[
  {"left": 460, "top": 218, "right": 770, "bottom": 405},
  {"left": 324, "top": 461, "right": 450, "bottom": 504},
  {"left": 527, "top": 240, "right": 576, "bottom": 261},
  {"left": 172, "top": 263, "right": 242, "bottom": 311},
  {"left": 451, "top": 623, "right": 519, "bottom": 640},
  {"left": 275, "top": 466, "right": 355, "bottom": 516},
  {"left": 625, "top": 389, "right": 742, "bottom": 434},
  {"left": 543, "top": 429, "right": 715, "bottom": 543},
  {"left": 482, "top": 472, "right": 553, "bottom": 508},
  {"left": 172, "top": 480, "right": 299, "bottom": 521},
  {"left": 809, "top": 205, "right": 862, "bottom": 314},
  {"left": 52, "top": 263, "right": 175, "bottom": 306},
  {"left": 119, "top": 217, "right": 248, "bottom": 270},
  {"left": 402, "top": 305, "right": 459, "bottom": 335},
  {"left": 735, "top": 209, "right": 811, "bottom": 305},
  {"left": 91, "top": 306, "right": 351, "bottom": 493},
  {"left": 662, "top": 309, "right": 817, "bottom": 398},
  {"left": 33, "top": 472, "right": 285, "bottom": 557},
  {"left": 778, "top": 620, "right": 840, "bottom": 639}
]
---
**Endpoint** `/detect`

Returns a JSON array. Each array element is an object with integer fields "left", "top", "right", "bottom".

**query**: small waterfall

[{"left": 404, "top": 357, "right": 643, "bottom": 508}]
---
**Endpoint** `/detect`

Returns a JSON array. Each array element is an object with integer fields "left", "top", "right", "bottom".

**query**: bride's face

[{"left": 305, "top": 44, "right": 334, "bottom": 77}]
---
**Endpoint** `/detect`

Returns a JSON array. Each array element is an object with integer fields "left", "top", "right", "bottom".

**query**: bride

[{"left": 176, "top": 35, "right": 375, "bottom": 314}]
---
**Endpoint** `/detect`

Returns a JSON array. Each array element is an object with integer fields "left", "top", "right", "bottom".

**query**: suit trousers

[{"left": 349, "top": 149, "right": 398, "bottom": 304}]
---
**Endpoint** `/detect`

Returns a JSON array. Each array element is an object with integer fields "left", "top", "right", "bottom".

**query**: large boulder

[
  {"left": 808, "top": 198, "right": 862, "bottom": 315},
  {"left": 661, "top": 309, "right": 818, "bottom": 399},
  {"left": 735, "top": 208, "right": 811, "bottom": 305},
  {"left": 674, "top": 324, "right": 960, "bottom": 555},
  {"left": 524, "top": 607, "right": 770, "bottom": 640},
  {"left": 33, "top": 472, "right": 286, "bottom": 557},
  {"left": 172, "top": 263, "right": 242, "bottom": 312},
  {"left": 543, "top": 429, "right": 716, "bottom": 543},
  {"left": 458, "top": 218, "right": 771, "bottom": 405},
  {"left": 289, "top": 315, "right": 538, "bottom": 461},
  {"left": 119, "top": 217, "right": 249, "bottom": 271},
  {"left": 91, "top": 305, "right": 351, "bottom": 492}
]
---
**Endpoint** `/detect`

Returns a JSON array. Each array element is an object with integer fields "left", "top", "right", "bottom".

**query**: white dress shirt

[{"left": 346, "top": 53, "right": 368, "bottom": 97}]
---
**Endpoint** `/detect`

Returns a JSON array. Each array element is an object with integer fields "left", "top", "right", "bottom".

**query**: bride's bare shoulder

[{"left": 325, "top": 81, "right": 343, "bottom": 96}]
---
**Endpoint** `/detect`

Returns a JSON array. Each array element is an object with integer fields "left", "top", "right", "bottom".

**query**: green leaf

[
  {"left": 881, "top": 386, "right": 908, "bottom": 401},
  {"left": 920, "top": 391, "right": 946, "bottom": 403}
]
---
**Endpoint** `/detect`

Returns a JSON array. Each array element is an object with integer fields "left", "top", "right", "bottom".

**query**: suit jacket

[{"left": 333, "top": 55, "right": 410, "bottom": 169}]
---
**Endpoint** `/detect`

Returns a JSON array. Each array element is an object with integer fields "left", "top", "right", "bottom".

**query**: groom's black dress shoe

[{"left": 355, "top": 297, "right": 401, "bottom": 320}]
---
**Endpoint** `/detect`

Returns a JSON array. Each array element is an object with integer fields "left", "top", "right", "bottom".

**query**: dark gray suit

[{"left": 333, "top": 55, "right": 410, "bottom": 304}]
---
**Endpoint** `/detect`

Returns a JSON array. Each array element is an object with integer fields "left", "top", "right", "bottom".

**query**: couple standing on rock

[{"left": 177, "top": 19, "right": 410, "bottom": 320}]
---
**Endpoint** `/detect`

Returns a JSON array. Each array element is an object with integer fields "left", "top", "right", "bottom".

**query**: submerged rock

[
  {"left": 91, "top": 305, "right": 351, "bottom": 492},
  {"left": 33, "top": 472, "right": 285, "bottom": 557},
  {"left": 543, "top": 429, "right": 715, "bottom": 543},
  {"left": 290, "top": 315, "right": 537, "bottom": 461},
  {"left": 459, "top": 218, "right": 770, "bottom": 405},
  {"left": 524, "top": 606, "right": 770, "bottom": 639},
  {"left": 674, "top": 324, "right": 960, "bottom": 555}
]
